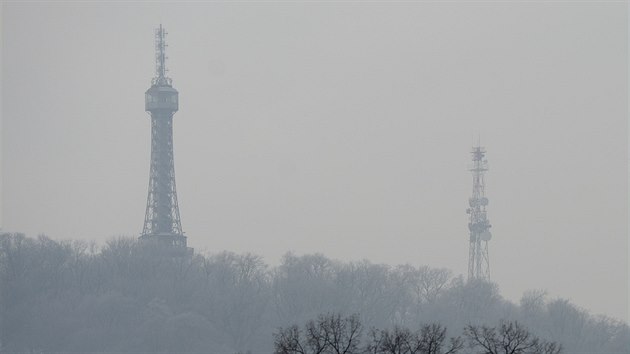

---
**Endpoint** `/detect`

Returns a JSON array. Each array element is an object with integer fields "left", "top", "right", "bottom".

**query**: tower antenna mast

[
  {"left": 153, "top": 24, "right": 171, "bottom": 86},
  {"left": 466, "top": 145, "right": 492, "bottom": 280}
]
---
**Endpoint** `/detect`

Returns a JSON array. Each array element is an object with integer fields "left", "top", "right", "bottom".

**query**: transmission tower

[
  {"left": 466, "top": 146, "right": 492, "bottom": 281},
  {"left": 139, "top": 25, "right": 187, "bottom": 250}
]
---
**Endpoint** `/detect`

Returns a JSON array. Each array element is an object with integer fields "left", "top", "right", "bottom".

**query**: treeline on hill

[{"left": 0, "top": 233, "right": 628, "bottom": 353}]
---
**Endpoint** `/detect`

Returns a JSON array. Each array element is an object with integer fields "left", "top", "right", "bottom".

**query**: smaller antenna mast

[
  {"left": 153, "top": 24, "right": 172, "bottom": 86},
  {"left": 466, "top": 145, "right": 492, "bottom": 281}
]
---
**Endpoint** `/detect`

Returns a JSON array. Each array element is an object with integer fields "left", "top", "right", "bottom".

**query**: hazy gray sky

[{"left": 2, "top": 2, "right": 627, "bottom": 321}]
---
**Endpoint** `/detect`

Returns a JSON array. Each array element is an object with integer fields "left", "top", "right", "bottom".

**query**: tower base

[{"left": 139, "top": 233, "right": 193, "bottom": 256}]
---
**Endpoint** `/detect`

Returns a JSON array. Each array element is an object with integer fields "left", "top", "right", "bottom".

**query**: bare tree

[
  {"left": 274, "top": 313, "right": 363, "bottom": 354},
  {"left": 417, "top": 324, "right": 463, "bottom": 354},
  {"left": 275, "top": 325, "right": 309, "bottom": 354},
  {"left": 464, "top": 321, "right": 561, "bottom": 354},
  {"left": 201, "top": 252, "right": 270, "bottom": 352},
  {"left": 367, "top": 326, "right": 412, "bottom": 354},
  {"left": 273, "top": 253, "right": 340, "bottom": 324},
  {"left": 367, "top": 324, "right": 462, "bottom": 354}
]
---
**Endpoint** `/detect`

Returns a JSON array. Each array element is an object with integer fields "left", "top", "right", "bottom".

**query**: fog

[{"left": 2, "top": 0, "right": 627, "bottom": 326}]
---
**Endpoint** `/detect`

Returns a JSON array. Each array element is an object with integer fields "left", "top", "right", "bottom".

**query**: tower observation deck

[
  {"left": 139, "top": 25, "right": 187, "bottom": 250},
  {"left": 466, "top": 146, "right": 492, "bottom": 280}
]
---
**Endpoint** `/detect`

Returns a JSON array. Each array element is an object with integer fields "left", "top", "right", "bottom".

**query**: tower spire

[
  {"left": 153, "top": 24, "right": 172, "bottom": 86},
  {"left": 466, "top": 145, "right": 492, "bottom": 280}
]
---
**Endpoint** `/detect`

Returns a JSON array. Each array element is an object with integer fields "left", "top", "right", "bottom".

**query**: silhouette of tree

[
  {"left": 367, "top": 324, "right": 462, "bottom": 354},
  {"left": 464, "top": 321, "right": 561, "bottom": 354},
  {"left": 275, "top": 313, "right": 363, "bottom": 354}
]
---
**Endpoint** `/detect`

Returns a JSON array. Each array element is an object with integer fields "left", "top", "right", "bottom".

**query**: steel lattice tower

[
  {"left": 139, "top": 25, "right": 187, "bottom": 248},
  {"left": 466, "top": 146, "right": 492, "bottom": 280}
]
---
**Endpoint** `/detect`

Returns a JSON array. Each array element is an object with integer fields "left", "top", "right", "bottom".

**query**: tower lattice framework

[
  {"left": 139, "top": 25, "right": 187, "bottom": 248},
  {"left": 466, "top": 146, "right": 492, "bottom": 280}
]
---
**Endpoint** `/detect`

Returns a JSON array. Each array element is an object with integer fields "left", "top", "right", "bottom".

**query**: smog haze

[{"left": 2, "top": 1, "right": 627, "bottom": 322}]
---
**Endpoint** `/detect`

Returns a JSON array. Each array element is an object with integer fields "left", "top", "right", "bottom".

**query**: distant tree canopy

[{"left": 0, "top": 233, "right": 628, "bottom": 353}]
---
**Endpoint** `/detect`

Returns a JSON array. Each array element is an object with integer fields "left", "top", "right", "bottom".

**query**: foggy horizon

[{"left": 2, "top": 0, "right": 628, "bottom": 326}]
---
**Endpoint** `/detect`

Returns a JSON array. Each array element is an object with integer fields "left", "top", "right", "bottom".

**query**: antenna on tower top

[{"left": 152, "top": 24, "right": 172, "bottom": 86}]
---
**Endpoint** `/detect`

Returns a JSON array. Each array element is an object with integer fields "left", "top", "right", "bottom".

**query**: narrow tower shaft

[
  {"left": 466, "top": 146, "right": 491, "bottom": 280},
  {"left": 140, "top": 25, "right": 186, "bottom": 248}
]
